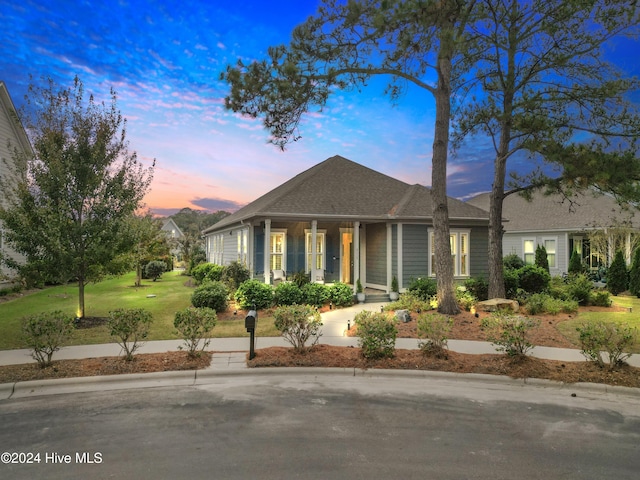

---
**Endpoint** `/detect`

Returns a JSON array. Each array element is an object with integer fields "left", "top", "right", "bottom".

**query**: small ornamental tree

[
  {"left": 107, "top": 308, "right": 153, "bottom": 361},
  {"left": 174, "top": 307, "right": 217, "bottom": 358},
  {"left": 144, "top": 260, "right": 167, "bottom": 281},
  {"left": 535, "top": 245, "right": 549, "bottom": 274},
  {"left": 22, "top": 311, "right": 75, "bottom": 367},
  {"left": 628, "top": 248, "right": 640, "bottom": 297},
  {"left": 273, "top": 304, "right": 323, "bottom": 352},
  {"left": 607, "top": 250, "right": 629, "bottom": 295},
  {"left": 354, "top": 310, "right": 398, "bottom": 359}
]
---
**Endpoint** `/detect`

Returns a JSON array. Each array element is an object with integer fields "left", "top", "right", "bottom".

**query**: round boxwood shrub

[
  {"left": 301, "top": 282, "right": 330, "bottom": 307},
  {"left": 516, "top": 265, "right": 550, "bottom": 294},
  {"left": 463, "top": 277, "right": 488, "bottom": 301},
  {"left": 329, "top": 281, "right": 354, "bottom": 307},
  {"left": 235, "top": 279, "right": 273, "bottom": 310},
  {"left": 191, "top": 281, "right": 229, "bottom": 312},
  {"left": 191, "top": 263, "right": 224, "bottom": 284},
  {"left": 503, "top": 268, "right": 519, "bottom": 299},
  {"left": 503, "top": 253, "right": 525, "bottom": 270},
  {"left": 408, "top": 277, "right": 437, "bottom": 300},
  {"left": 273, "top": 281, "right": 303, "bottom": 306}
]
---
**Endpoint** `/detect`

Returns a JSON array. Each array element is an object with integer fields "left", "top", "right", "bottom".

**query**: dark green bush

[
  {"left": 291, "top": 270, "right": 310, "bottom": 288},
  {"left": 565, "top": 274, "right": 593, "bottom": 305},
  {"left": 503, "top": 253, "right": 525, "bottom": 270},
  {"left": 144, "top": 260, "right": 167, "bottom": 281},
  {"left": 463, "top": 277, "right": 488, "bottom": 301},
  {"left": 329, "top": 281, "right": 354, "bottom": 307},
  {"left": 235, "top": 279, "right": 273, "bottom": 310},
  {"left": 628, "top": 248, "right": 640, "bottom": 297},
  {"left": 408, "top": 277, "right": 437, "bottom": 300},
  {"left": 107, "top": 308, "right": 153, "bottom": 361},
  {"left": 301, "top": 282, "right": 330, "bottom": 307},
  {"left": 21, "top": 310, "right": 75, "bottom": 367},
  {"left": 516, "top": 265, "right": 550, "bottom": 294},
  {"left": 191, "top": 281, "right": 229, "bottom": 312},
  {"left": 174, "top": 307, "right": 217, "bottom": 357},
  {"left": 222, "top": 261, "right": 250, "bottom": 293},
  {"left": 590, "top": 290, "right": 612, "bottom": 307},
  {"left": 354, "top": 310, "right": 397, "bottom": 359},
  {"left": 607, "top": 250, "right": 628, "bottom": 295},
  {"left": 535, "top": 244, "right": 550, "bottom": 273},
  {"left": 568, "top": 251, "right": 584, "bottom": 275},
  {"left": 503, "top": 268, "right": 519, "bottom": 299},
  {"left": 273, "top": 281, "right": 303, "bottom": 306}
]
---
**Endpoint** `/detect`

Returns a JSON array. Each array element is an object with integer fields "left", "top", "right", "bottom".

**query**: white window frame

[
  {"left": 428, "top": 229, "right": 471, "bottom": 278},
  {"left": 542, "top": 237, "right": 557, "bottom": 269},
  {"left": 304, "top": 229, "right": 327, "bottom": 273},
  {"left": 237, "top": 229, "right": 248, "bottom": 265},
  {"left": 523, "top": 238, "right": 536, "bottom": 265},
  {"left": 270, "top": 230, "right": 287, "bottom": 272}
]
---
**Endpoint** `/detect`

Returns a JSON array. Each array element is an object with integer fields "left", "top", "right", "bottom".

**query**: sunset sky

[{"left": 2, "top": 1, "right": 638, "bottom": 216}]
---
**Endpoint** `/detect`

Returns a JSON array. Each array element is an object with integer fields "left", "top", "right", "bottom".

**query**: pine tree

[
  {"left": 628, "top": 249, "right": 640, "bottom": 297},
  {"left": 607, "top": 250, "right": 629, "bottom": 296},
  {"left": 535, "top": 245, "right": 549, "bottom": 274},
  {"left": 568, "top": 251, "right": 583, "bottom": 275}
]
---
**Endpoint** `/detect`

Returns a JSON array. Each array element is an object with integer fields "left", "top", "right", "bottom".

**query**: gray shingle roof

[
  {"left": 467, "top": 190, "right": 640, "bottom": 232},
  {"left": 204, "top": 155, "right": 489, "bottom": 233}
]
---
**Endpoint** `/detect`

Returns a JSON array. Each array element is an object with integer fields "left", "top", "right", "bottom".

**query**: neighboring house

[
  {"left": 467, "top": 190, "right": 640, "bottom": 276},
  {"left": 161, "top": 218, "right": 185, "bottom": 260},
  {"left": 202, "top": 155, "right": 490, "bottom": 293},
  {"left": 0, "top": 81, "right": 32, "bottom": 283}
]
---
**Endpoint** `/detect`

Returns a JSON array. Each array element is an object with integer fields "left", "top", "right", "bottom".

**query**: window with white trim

[
  {"left": 211, "top": 234, "right": 224, "bottom": 265},
  {"left": 429, "top": 230, "right": 470, "bottom": 277},
  {"left": 270, "top": 231, "right": 286, "bottom": 271},
  {"left": 543, "top": 237, "right": 557, "bottom": 268},
  {"left": 305, "top": 230, "right": 326, "bottom": 272},
  {"left": 523, "top": 238, "right": 535, "bottom": 265}
]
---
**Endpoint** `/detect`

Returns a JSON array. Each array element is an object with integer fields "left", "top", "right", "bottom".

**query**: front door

[{"left": 341, "top": 231, "right": 353, "bottom": 284}]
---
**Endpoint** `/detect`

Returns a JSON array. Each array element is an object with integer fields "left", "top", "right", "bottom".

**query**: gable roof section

[
  {"left": 204, "top": 155, "right": 489, "bottom": 233},
  {"left": 468, "top": 190, "right": 640, "bottom": 232}
]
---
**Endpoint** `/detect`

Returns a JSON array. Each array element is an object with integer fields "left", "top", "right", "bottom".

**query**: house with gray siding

[
  {"left": 468, "top": 190, "right": 640, "bottom": 276},
  {"left": 202, "top": 155, "right": 490, "bottom": 293},
  {"left": 0, "top": 81, "right": 31, "bottom": 282}
]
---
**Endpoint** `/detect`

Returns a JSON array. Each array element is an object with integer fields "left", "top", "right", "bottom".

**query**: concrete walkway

[{"left": 0, "top": 302, "right": 637, "bottom": 368}]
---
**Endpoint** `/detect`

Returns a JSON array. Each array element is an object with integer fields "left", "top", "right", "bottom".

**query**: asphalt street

[{"left": 1, "top": 372, "right": 639, "bottom": 480}]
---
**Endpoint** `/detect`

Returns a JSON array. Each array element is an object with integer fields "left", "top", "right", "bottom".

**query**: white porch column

[
  {"left": 311, "top": 220, "right": 318, "bottom": 280},
  {"left": 397, "top": 223, "right": 403, "bottom": 291},
  {"left": 354, "top": 221, "right": 360, "bottom": 292},
  {"left": 248, "top": 224, "right": 255, "bottom": 278},
  {"left": 264, "top": 219, "right": 271, "bottom": 284},
  {"left": 386, "top": 223, "right": 392, "bottom": 293}
]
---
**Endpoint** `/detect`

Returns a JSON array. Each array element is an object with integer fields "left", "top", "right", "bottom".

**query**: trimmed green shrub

[
  {"left": 463, "top": 277, "right": 488, "bottom": 301},
  {"left": 525, "top": 293, "right": 578, "bottom": 315},
  {"left": 577, "top": 321, "right": 637, "bottom": 370},
  {"left": 108, "top": 308, "right": 153, "bottom": 361},
  {"left": 273, "top": 281, "right": 303, "bottom": 306},
  {"left": 301, "top": 282, "right": 330, "bottom": 307},
  {"left": 607, "top": 250, "right": 629, "bottom": 295},
  {"left": 524, "top": 293, "right": 548, "bottom": 315},
  {"left": 408, "top": 277, "right": 437, "bottom": 300},
  {"left": 174, "top": 307, "right": 217, "bottom": 357},
  {"left": 329, "top": 281, "right": 354, "bottom": 307},
  {"left": 568, "top": 251, "right": 584, "bottom": 275},
  {"left": 21, "top": 311, "right": 75, "bottom": 367},
  {"left": 481, "top": 312, "right": 539, "bottom": 357},
  {"left": 385, "top": 291, "right": 433, "bottom": 313},
  {"left": 222, "top": 261, "right": 250, "bottom": 293},
  {"left": 503, "top": 268, "right": 519, "bottom": 299},
  {"left": 516, "top": 265, "right": 550, "bottom": 294},
  {"left": 191, "top": 281, "right": 229, "bottom": 312},
  {"left": 235, "top": 279, "right": 273, "bottom": 310},
  {"left": 354, "top": 310, "right": 397, "bottom": 359},
  {"left": 191, "top": 263, "right": 224, "bottom": 284},
  {"left": 629, "top": 248, "right": 640, "bottom": 297},
  {"left": 548, "top": 276, "right": 570, "bottom": 301},
  {"left": 590, "top": 290, "right": 612, "bottom": 307},
  {"left": 273, "top": 304, "right": 323, "bottom": 352},
  {"left": 535, "top": 244, "right": 550, "bottom": 273},
  {"left": 144, "top": 260, "right": 167, "bottom": 281},
  {"left": 565, "top": 274, "right": 593, "bottom": 305},
  {"left": 503, "top": 253, "right": 525, "bottom": 270},
  {"left": 417, "top": 313, "right": 453, "bottom": 358}
]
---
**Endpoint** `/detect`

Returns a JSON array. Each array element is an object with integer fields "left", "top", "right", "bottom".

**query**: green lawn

[
  {"left": 556, "top": 295, "right": 640, "bottom": 354},
  {"left": 0, "top": 271, "right": 278, "bottom": 350}
]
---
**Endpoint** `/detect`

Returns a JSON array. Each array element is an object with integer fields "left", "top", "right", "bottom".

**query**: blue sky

[{"left": 1, "top": 0, "right": 638, "bottom": 215}]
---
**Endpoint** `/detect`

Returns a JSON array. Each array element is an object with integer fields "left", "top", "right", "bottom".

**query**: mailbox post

[{"left": 245, "top": 309, "right": 258, "bottom": 360}]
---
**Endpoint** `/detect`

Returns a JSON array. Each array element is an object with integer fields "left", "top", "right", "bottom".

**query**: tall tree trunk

[
  {"left": 78, "top": 277, "right": 85, "bottom": 319},
  {"left": 432, "top": 16, "right": 459, "bottom": 315}
]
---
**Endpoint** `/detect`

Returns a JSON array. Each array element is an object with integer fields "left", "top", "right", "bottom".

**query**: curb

[{"left": 2, "top": 365, "right": 639, "bottom": 400}]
